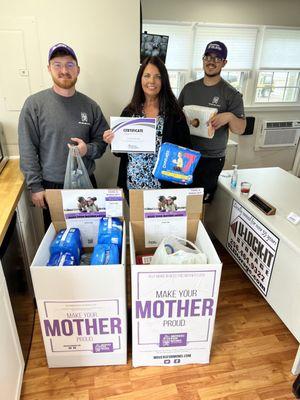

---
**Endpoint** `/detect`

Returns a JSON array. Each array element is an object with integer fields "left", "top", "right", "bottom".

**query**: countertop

[
  {"left": 218, "top": 167, "right": 300, "bottom": 253},
  {"left": 0, "top": 159, "right": 25, "bottom": 246}
]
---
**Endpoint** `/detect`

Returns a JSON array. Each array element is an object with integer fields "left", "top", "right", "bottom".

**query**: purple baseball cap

[
  {"left": 48, "top": 43, "right": 77, "bottom": 63},
  {"left": 204, "top": 41, "right": 227, "bottom": 60}
]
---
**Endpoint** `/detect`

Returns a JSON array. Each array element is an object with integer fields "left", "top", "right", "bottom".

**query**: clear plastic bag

[
  {"left": 150, "top": 235, "right": 207, "bottom": 265},
  {"left": 63, "top": 145, "right": 93, "bottom": 189}
]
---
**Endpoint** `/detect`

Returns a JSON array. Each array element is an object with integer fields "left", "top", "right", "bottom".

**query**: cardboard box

[
  {"left": 130, "top": 189, "right": 222, "bottom": 367},
  {"left": 30, "top": 190, "right": 127, "bottom": 367}
]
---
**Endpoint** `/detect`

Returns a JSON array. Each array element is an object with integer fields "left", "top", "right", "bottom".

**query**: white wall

[
  {"left": 0, "top": 0, "right": 140, "bottom": 187},
  {"left": 142, "top": 0, "right": 300, "bottom": 27},
  {"left": 142, "top": 0, "right": 300, "bottom": 173}
]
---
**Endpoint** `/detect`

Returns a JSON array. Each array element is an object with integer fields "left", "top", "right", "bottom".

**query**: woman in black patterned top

[{"left": 103, "top": 56, "right": 191, "bottom": 202}]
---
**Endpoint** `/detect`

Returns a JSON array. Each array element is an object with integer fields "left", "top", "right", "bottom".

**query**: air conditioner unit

[{"left": 257, "top": 120, "right": 300, "bottom": 148}]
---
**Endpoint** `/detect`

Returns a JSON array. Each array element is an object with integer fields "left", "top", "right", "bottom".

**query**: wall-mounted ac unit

[{"left": 257, "top": 120, "right": 300, "bottom": 149}]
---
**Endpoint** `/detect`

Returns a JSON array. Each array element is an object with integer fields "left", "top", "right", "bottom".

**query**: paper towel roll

[{"left": 183, "top": 105, "right": 218, "bottom": 139}]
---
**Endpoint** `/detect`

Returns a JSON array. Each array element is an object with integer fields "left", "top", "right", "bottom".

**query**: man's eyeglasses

[
  {"left": 202, "top": 55, "right": 224, "bottom": 63},
  {"left": 50, "top": 61, "right": 77, "bottom": 70}
]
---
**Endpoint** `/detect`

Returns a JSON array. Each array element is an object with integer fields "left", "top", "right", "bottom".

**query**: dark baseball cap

[
  {"left": 48, "top": 43, "right": 77, "bottom": 63},
  {"left": 204, "top": 41, "right": 227, "bottom": 60}
]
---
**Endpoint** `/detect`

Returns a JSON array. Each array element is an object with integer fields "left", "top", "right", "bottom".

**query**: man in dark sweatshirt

[{"left": 18, "top": 43, "right": 108, "bottom": 228}]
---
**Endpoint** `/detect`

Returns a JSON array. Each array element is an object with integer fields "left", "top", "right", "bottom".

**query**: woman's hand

[{"left": 103, "top": 129, "right": 115, "bottom": 144}]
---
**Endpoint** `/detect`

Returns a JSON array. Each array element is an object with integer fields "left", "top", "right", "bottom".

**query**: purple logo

[
  {"left": 159, "top": 333, "right": 187, "bottom": 347},
  {"left": 93, "top": 343, "right": 113, "bottom": 353}
]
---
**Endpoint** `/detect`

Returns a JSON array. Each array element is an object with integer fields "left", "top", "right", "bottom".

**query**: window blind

[
  {"left": 143, "top": 23, "right": 192, "bottom": 69},
  {"left": 193, "top": 26, "right": 258, "bottom": 70},
  {"left": 260, "top": 29, "right": 300, "bottom": 69}
]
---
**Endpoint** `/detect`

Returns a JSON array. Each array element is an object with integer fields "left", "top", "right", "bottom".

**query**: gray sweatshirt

[{"left": 18, "top": 88, "right": 109, "bottom": 192}]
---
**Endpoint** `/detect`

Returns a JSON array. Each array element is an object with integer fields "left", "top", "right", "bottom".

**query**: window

[
  {"left": 143, "top": 22, "right": 300, "bottom": 106},
  {"left": 196, "top": 70, "right": 246, "bottom": 93},
  {"left": 168, "top": 71, "right": 180, "bottom": 97},
  {"left": 255, "top": 71, "right": 300, "bottom": 103},
  {"left": 255, "top": 28, "right": 300, "bottom": 104}
]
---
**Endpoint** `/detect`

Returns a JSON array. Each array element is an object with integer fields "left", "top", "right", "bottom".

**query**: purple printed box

[
  {"left": 30, "top": 190, "right": 127, "bottom": 368},
  {"left": 130, "top": 219, "right": 222, "bottom": 367}
]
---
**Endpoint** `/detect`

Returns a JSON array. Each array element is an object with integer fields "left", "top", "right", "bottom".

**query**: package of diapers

[
  {"left": 49, "top": 228, "right": 82, "bottom": 265},
  {"left": 183, "top": 105, "right": 218, "bottom": 138},
  {"left": 153, "top": 142, "right": 201, "bottom": 185},
  {"left": 47, "top": 252, "right": 77, "bottom": 267},
  {"left": 90, "top": 243, "right": 120, "bottom": 265},
  {"left": 98, "top": 217, "right": 123, "bottom": 249}
]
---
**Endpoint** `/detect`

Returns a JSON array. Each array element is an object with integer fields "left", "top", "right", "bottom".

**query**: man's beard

[
  {"left": 204, "top": 71, "right": 220, "bottom": 78},
  {"left": 52, "top": 74, "right": 77, "bottom": 89},
  {"left": 204, "top": 64, "right": 221, "bottom": 78}
]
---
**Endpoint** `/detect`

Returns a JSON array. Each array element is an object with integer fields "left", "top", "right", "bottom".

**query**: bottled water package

[
  {"left": 90, "top": 243, "right": 120, "bottom": 265},
  {"left": 49, "top": 228, "right": 82, "bottom": 265},
  {"left": 153, "top": 142, "right": 201, "bottom": 185},
  {"left": 98, "top": 217, "right": 123, "bottom": 249}
]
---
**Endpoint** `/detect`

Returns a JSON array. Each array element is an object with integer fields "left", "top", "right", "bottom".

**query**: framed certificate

[{"left": 110, "top": 117, "right": 156, "bottom": 153}]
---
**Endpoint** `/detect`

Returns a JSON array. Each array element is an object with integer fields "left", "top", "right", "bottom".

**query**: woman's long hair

[{"left": 125, "top": 56, "right": 184, "bottom": 119}]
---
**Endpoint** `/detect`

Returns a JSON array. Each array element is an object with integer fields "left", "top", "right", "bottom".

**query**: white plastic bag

[
  {"left": 64, "top": 146, "right": 93, "bottom": 189},
  {"left": 150, "top": 235, "right": 207, "bottom": 265}
]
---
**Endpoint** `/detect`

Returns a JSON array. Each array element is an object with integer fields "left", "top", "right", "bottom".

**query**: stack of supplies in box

[
  {"left": 91, "top": 217, "right": 122, "bottom": 265},
  {"left": 150, "top": 236, "right": 207, "bottom": 265},
  {"left": 47, "top": 228, "right": 82, "bottom": 266},
  {"left": 47, "top": 218, "right": 123, "bottom": 266}
]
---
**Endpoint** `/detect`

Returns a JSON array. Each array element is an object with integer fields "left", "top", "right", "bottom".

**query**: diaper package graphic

[{"left": 153, "top": 142, "right": 201, "bottom": 185}]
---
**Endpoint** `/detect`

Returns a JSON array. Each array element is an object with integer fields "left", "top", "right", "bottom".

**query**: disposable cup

[{"left": 241, "top": 181, "right": 251, "bottom": 195}]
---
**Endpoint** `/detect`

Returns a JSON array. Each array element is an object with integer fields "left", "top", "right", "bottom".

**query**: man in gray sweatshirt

[{"left": 18, "top": 43, "right": 109, "bottom": 227}]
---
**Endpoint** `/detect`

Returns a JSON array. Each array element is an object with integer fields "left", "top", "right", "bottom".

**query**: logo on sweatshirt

[
  {"left": 209, "top": 96, "right": 220, "bottom": 108},
  {"left": 79, "top": 112, "right": 91, "bottom": 126}
]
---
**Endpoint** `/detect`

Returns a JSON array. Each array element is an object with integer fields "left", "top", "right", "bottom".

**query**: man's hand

[
  {"left": 208, "top": 112, "right": 232, "bottom": 131},
  {"left": 31, "top": 191, "right": 47, "bottom": 208},
  {"left": 209, "top": 112, "right": 246, "bottom": 134},
  {"left": 69, "top": 137, "right": 87, "bottom": 156}
]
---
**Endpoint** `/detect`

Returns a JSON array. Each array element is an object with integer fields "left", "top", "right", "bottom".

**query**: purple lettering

[
  {"left": 153, "top": 300, "right": 164, "bottom": 318},
  {"left": 135, "top": 298, "right": 214, "bottom": 318},
  {"left": 176, "top": 299, "right": 189, "bottom": 317},
  {"left": 190, "top": 299, "right": 202, "bottom": 316},
  {"left": 73, "top": 319, "right": 84, "bottom": 335},
  {"left": 136, "top": 300, "right": 151, "bottom": 318},
  {"left": 98, "top": 318, "right": 109, "bottom": 334},
  {"left": 165, "top": 300, "right": 177, "bottom": 317},
  {"left": 202, "top": 298, "right": 214, "bottom": 316},
  {"left": 61, "top": 319, "right": 73, "bottom": 336},
  {"left": 110, "top": 317, "right": 122, "bottom": 334},
  {"left": 44, "top": 319, "right": 61, "bottom": 336},
  {"left": 85, "top": 318, "right": 98, "bottom": 335},
  {"left": 43, "top": 317, "right": 121, "bottom": 336}
]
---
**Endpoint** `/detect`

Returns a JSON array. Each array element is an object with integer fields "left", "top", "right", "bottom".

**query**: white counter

[{"left": 205, "top": 167, "right": 300, "bottom": 374}]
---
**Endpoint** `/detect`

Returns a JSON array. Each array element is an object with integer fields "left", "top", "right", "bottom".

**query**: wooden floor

[{"left": 21, "top": 241, "right": 298, "bottom": 400}]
